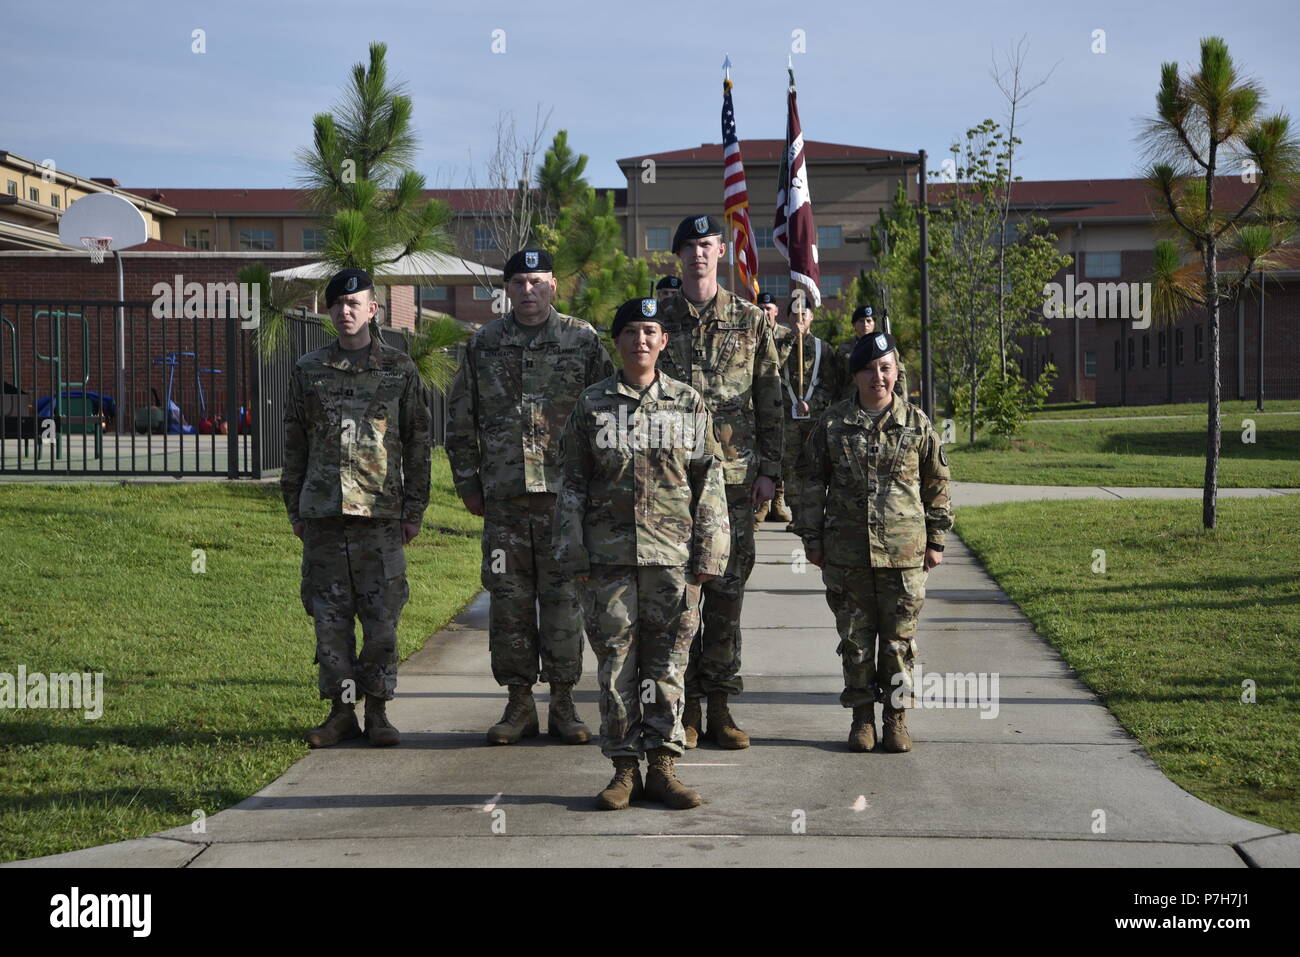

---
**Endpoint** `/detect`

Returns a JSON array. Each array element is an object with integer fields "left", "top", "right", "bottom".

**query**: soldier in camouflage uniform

[
  {"left": 555, "top": 297, "right": 731, "bottom": 809},
  {"left": 445, "top": 248, "right": 614, "bottom": 746},
  {"left": 753, "top": 292, "right": 793, "bottom": 528},
  {"left": 838, "top": 306, "right": 908, "bottom": 401},
  {"left": 655, "top": 215, "right": 784, "bottom": 750},
  {"left": 656, "top": 275, "right": 683, "bottom": 308},
  {"left": 796, "top": 332, "right": 951, "bottom": 754},
  {"left": 759, "top": 299, "right": 842, "bottom": 531},
  {"left": 283, "top": 268, "right": 432, "bottom": 749}
]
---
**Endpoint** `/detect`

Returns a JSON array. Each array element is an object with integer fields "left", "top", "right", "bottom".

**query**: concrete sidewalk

[
  {"left": 953, "top": 483, "right": 1300, "bottom": 508},
  {"left": 10, "top": 519, "right": 1297, "bottom": 868}
]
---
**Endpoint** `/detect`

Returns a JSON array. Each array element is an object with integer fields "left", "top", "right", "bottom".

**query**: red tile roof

[
  {"left": 120, "top": 187, "right": 533, "bottom": 214},
  {"left": 930, "top": 176, "right": 1269, "bottom": 220},
  {"left": 619, "top": 140, "right": 918, "bottom": 165}
]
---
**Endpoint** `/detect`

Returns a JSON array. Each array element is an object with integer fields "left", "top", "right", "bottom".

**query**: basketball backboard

[{"left": 58, "top": 192, "right": 149, "bottom": 256}]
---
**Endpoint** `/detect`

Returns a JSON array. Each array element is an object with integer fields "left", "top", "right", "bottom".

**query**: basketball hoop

[{"left": 80, "top": 237, "right": 113, "bottom": 264}]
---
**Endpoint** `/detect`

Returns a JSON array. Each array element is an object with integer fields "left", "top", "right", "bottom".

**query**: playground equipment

[{"left": 138, "top": 352, "right": 222, "bottom": 435}]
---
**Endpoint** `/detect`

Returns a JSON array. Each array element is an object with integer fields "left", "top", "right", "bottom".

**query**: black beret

[
  {"left": 503, "top": 248, "right": 553, "bottom": 279},
  {"left": 656, "top": 275, "right": 683, "bottom": 290},
  {"left": 849, "top": 332, "right": 898, "bottom": 375},
  {"left": 612, "top": 297, "right": 665, "bottom": 338},
  {"left": 852, "top": 305, "right": 875, "bottom": 321},
  {"left": 756, "top": 292, "right": 775, "bottom": 306},
  {"left": 672, "top": 214, "right": 723, "bottom": 253},
  {"left": 325, "top": 268, "right": 374, "bottom": 307}
]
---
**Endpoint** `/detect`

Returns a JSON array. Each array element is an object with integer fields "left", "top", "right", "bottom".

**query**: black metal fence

[{"left": 0, "top": 300, "right": 452, "bottom": 479}]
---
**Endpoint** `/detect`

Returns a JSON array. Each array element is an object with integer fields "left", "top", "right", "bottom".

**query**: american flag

[
  {"left": 722, "top": 76, "right": 760, "bottom": 301},
  {"left": 773, "top": 69, "right": 821, "bottom": 307}
]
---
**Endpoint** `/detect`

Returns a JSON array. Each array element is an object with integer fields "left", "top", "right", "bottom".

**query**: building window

[
  {"left": 1194, "top": 324, "right": 1204, "bottom": 362},
  {"left": 50, "top": 194, "right": 60, "bottom": 209},
  {"left": 820, "top": 275, "right": 843, "bottom": 298},
  {"left": 817, "top": 225, "right": 843, "bottom": 249},
  {"left": 1175, "top": 328, "right": 1184, "bottom": 365},
  {"left": 755, "top": 227, "right": 775, "bottom": 249},
  {"left": 473, "top": 285, "right": 496, "bottom": 301},
  {"left": 5, "top": 181, "right": 16, "bottom": 196},
  {"left": 184, "top": 228, "right": 211, "bottom": 250},
  {"left": 473, "top": 229, "right": 496, "bottom": 252},
  {"left": 1084, "top": 251, "right": 1122, "bottom": 277},
  {"left": 1127, "top": 338, "right": 1135, "bottom": 369},
  {"left": 1084, "top": 351, "right": 1097, "bottom": 377},
  {"left": 645, "top": 227, "right": 670, "bottom": 251},
  {"left": 760, "top": 274, "right": 790, "bottom": 297},
  {"left": 1142, "top": 334, "right": 1150, "bottom": 368},
  {"left": 1158, "top": 331, "right": 1167, "bottom": 366},
  {"left": 239, "top": 229, "right": 275, "bottom": 251},
  {"left": 419, "top": 285, "right": 448, "bottom": 301},
  {"left": 302, "top": 228, "right": 325, "bottom": 252},
  {"left": 28, "top": 186, "right": 40, "bottom": 203}
]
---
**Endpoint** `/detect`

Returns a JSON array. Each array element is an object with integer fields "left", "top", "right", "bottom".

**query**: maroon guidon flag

[{"left": 773, "top": 66, "right": 821, "bottom": 307}]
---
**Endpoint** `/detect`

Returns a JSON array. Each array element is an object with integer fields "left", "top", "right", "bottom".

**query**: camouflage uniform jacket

[
  {"left": 794, "top": 396, "right": 951, "bottom": 568},
  {"left": 445, "top": 306, "right": 614, "bottom": 500},
  {"left": 838, "top": 339, "right": 908, "bottom": 400},
  {"left": 655, "top": 286, "right": 783, "bottom": 487},
  {"left": 553, "top": 371, "right": 731, "bottom": 577},
  {"left": 779, "top": 331, "right": 843, "bottom": 420},
  {"left": 282, "top": 333, "right": 432, "bottom": 525}
]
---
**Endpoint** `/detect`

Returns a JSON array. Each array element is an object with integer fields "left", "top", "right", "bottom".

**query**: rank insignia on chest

[{"left": 693, "top": 349, "right": 706, "bottom": 363}]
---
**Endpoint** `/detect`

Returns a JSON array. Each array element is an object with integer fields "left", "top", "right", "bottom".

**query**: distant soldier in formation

[
  {"left": 839, "top": 306, "right": 907, "bottom": 401},
  {"left": 753, "top": 292, "right": 793, "bottom": 527},
  {"left": 771, "top": 297, "right": 842, "bottom": 531},
  {"left": 656, "top": 274, "right": 683, "bottom": 308},
  {"left": 796, "top": 332, "right": 951, "bottom": 754},
  {"left": 283, "top": 267, "right": 431, "bottom": 749},
  {"left": 445, "top": 248, "right": 614, "bottom": 746},
  {"left": 554, "top": 297, "right": 731, "bottom": 809},
  {"left": 656, "top": 214, "right": 784, "bottom": 750}
]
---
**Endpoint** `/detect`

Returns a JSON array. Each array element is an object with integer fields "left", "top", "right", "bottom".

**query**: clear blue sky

[{"left": 4, "top": 0, "right": 1295, "bottom": 190}]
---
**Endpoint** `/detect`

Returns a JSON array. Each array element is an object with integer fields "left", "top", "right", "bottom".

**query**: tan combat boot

[
  {"left": 547, "top": 682, "right": 591, "bottom": 744},
  {"left": 753, "top": 498, "right": 770, "bottom": 530},
  {"left": 705, "top": 690, "right": 750, "bottom": 749},
  {"left": 487, "top": 684, "right": 539, "bottom": 745},
  {"left": 881, "top": 703, "right": 913, "bottom": 753},
  {"left": 595, "top": 756, "right": 644, "bottom": 810},
  {"left": 304, "top": 696, "right": 362, "bottom": 749},
  {"left": 363, "top": 695, "right": 400, "bottom": 747},
  {"left": 644, "top": 748, "right": 703, "bottom": 809},
  {"left": 770, "top": 489, "right": 792, "bottom": 523},
  {"left": 848, "top": 704, "right": 877, "bottom": 753},
  {"left": 682, "top": 697, "right": 702, "bottom": 750}
]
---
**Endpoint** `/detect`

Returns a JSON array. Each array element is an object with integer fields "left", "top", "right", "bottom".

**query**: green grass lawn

[
  {"left": 0, "top": 449, "right": 482, "bottom": 863},
  {"left": 947, "top": 411, "right": 1300, "bottom": 486},
  {"left": 956, "top": 496, "right": 1300, "bottom": 833},
  {"left": 1030, "top": 399, "right": 1300, "bottom": 420}
]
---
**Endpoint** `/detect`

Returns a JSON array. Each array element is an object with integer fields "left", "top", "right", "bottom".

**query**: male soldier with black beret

[
  {"left": 446, "top": 248, "right": 614, "bottom": 746},
  {"left": 283, "top": 267, "right": 432, "bottom": 749},
  {"left": 655, "top": 214, "right": 784, "bottom": 749},
  {"left": 656, "top": 275, "right": 683, "bottom": 308},
  {"left": 796, "top": 331, "right": 951, "bottom": 754}
]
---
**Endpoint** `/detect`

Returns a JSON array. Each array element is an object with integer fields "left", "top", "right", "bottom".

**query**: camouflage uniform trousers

[
  {"left": 300, "top": 516, "right": 409, "bottom": 701},
  {"left": 685, "top": 483, "right": 755, "bottom": 698},
  {"left": 821, "top": 564, "right": 928, "bottom": 709},
  {"left": 582, "top": 563, "right": 702, "bottom": 758},
  {"left": 482, "top": 492, "right": 584, "bottom": 687},
  {"left": 779, "top": 418, "right": 817, "bottom": 527}
]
